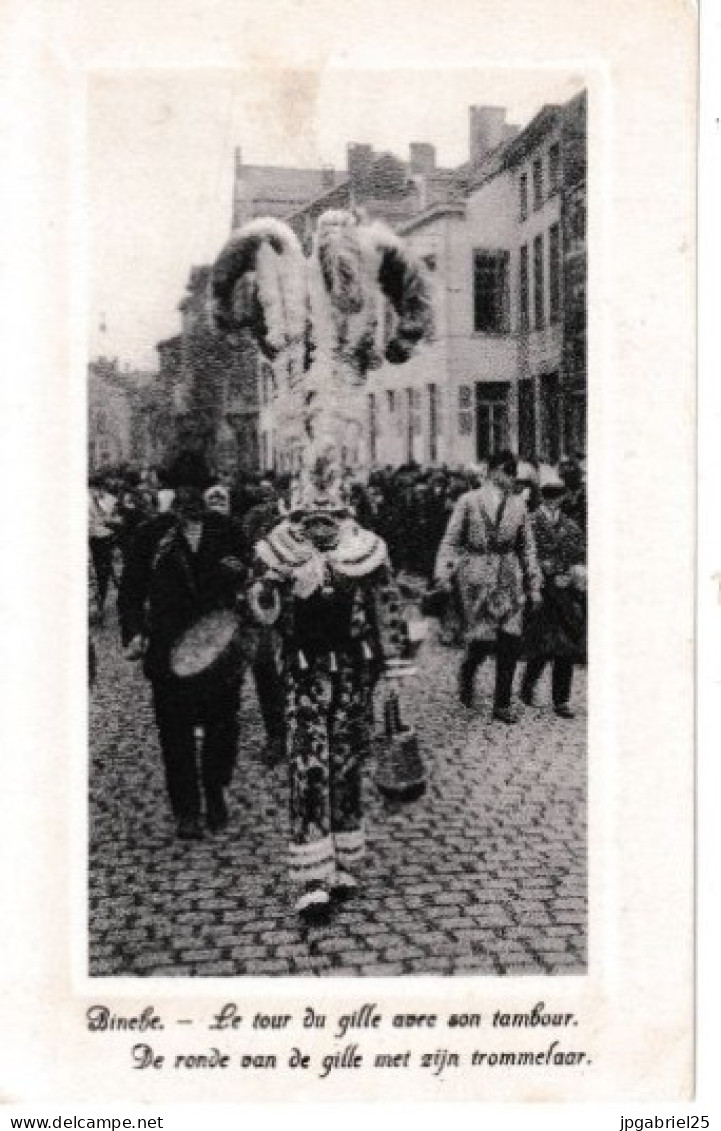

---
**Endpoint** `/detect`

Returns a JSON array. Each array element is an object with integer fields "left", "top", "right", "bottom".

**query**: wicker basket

[{"left": 375, "top": 688, "right": 426, "bottom": 803}]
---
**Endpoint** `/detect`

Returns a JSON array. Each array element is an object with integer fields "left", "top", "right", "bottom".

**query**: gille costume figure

[{"left": 211, "top": 206, "right": 434, "bottom": 921}]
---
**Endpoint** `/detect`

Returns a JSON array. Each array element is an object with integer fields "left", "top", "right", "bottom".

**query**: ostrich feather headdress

[
  {"left": 212, "top": 216, "right": 308, "bottom": 360},
  {"left": 212, "top": 209, "right": 434, "bottom": 380},
  {"left": 211, "top": 209, "right": 435, "bottom": 494}
]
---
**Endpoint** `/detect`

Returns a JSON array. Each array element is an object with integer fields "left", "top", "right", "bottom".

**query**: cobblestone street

[{"left": 89, "top": 599, "right": 587, "bottom": 978}]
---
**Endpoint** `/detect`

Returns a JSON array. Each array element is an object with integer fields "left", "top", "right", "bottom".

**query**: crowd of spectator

[{"left": 89, "top": 455, "right": 587, "bottom": 597}]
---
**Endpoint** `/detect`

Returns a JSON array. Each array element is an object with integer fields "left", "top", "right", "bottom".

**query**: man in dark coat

[
  {"left": 520, "top": 469, "right": 586, "bottom": 718},
  {"left": 119, "top": 450, "right": 249, "bottom": 839},
  {"left": 89, "top": 473, "right": 121, "bottom": 623},
  {"left": 559, "top": 457, "right": 587, "bottom": 533},
  {"left": 116, "top": 473, "right": 152, "bottom": 573}
]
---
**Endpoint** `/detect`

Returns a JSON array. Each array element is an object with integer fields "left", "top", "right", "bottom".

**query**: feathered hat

[
  {"left": 211, "top": 217, "right": 308, "bottom": 360},
  {"left": 287, "top": 439, "right": 353, "bottom": 518},
  {"left": 212, "top": 209, "right": 434, "bottom": 381},
  {"left": 211, "top": 209, "right": 435, "bottom": 487}
]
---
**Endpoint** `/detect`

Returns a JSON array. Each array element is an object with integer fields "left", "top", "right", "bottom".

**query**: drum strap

[
  {"left": 151, "top": 523, "right": 198, "bottom": 597},
  {"left": 151, "top": 524, "right": 177, "bottom": 572}
]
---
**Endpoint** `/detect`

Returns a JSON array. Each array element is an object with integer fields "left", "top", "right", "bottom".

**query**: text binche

[{"left": 87, "top": 1006, "right": 163, "bottom": 1032}]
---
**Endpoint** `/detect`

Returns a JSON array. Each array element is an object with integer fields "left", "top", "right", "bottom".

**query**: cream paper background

[{"left": 0, "top": 0, "right": 695, "bottom": 1104}]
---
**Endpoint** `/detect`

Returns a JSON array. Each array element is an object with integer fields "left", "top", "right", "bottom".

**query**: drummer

[{"left": 119, "top": 450, "right": 249, "bottom": 840}]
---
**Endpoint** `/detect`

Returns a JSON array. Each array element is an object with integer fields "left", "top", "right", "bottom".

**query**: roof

[
  {"left": 500, "top": 104, "right": 562, "bottom": 168},
  {"left": 235, "top": 165, "right": 345, "bottom": 217},
  {"left": 283, "top": 179, "right": 352, "bottom": 226},
  {"left": 397, "top": 201, "right": 466, "bottom": 235},
  {"left": 238, "top": 164, "right": 344, "bottom": 190},
  {"left": 465, "top": 146, "right": 511, "bottom": 192},
  {"left": 281, "top": 163, "right": 464, "bottom": 233},
  {"left": 156, "top": 334, "right": 182, "bottom": 352},
  {"left": 89, "top": 359, "right": 153, "bottom": 395}
]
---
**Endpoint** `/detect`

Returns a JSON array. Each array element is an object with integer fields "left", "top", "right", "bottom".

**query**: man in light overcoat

[{"left": 435, "top": 450, "right": 541, "bottom": 723}]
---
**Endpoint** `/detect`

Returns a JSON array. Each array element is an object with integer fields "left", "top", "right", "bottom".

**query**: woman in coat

[
  {"left": 435, "top": 450, "right": 542, "bottom": 723},
  {"left": 520, "top": 469, "right": 587, "bottom": 718}
]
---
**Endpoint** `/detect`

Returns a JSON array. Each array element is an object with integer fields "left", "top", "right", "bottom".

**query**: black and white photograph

[
  {"left": 87, "top": 68, "right": 588, "bottom": 977},
  {"left": 0, "top": 0, "right": 698, "bottom": 1108}
]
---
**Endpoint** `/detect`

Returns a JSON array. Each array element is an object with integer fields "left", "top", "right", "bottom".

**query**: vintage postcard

[{"left": 0, "top": 0, "right": 696, "bottom": 1108}]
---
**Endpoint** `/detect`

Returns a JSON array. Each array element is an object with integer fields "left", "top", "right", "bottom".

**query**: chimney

[
  {"left": 321, "top": 165, "right": 335, "bottom": 189},
  {"left": 409, "top": 142, "right": 436, "bottom": 176},
  {"left": 469, "top": 106, "right": 507, "bottom": 166},
  {"left": 234, "top": 146, "right": 243, "bottom": 175},
  {"left": 347, "top": 143, "right": 374, "bottom": 196}
]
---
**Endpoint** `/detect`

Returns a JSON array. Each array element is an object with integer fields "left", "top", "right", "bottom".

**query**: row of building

[
  {"left": 88, "top": 358, "right": 163, "bottom": 473},
  {"left": 88, "top": 89, "right": 586, "bottom": 476},
  {"left": 359, "top": 91, "right": 587, "bottom": 469}
]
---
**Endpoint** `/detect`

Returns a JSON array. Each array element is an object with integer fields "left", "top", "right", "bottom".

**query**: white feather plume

[
  {"left": 212, "top": 217, "right": 307, "bottom": 359},
  {"left": 212, "top": 208, "right": 434, "bottom": 472}
]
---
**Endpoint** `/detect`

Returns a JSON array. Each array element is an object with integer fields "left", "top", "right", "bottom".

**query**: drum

[{"left": 169, "top": 609, "right": 248, "bottom": 689}]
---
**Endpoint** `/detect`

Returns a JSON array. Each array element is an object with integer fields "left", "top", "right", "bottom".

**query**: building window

[
  {"left": 549, "top": 142, "right": 561, "bottom": 194},
  {"left": 549, "top": 223, "right": 561, "bottom": 324},
  {"left": 564, "top": 327, "right": 586, "bottom": 390},
  {"left": 519, "top": 244, "right": 529, "bottom": 331},
  {"left": 566, "top": 189, "right": 586, "bottom": 252},
  {"left": 519, "top": 172, "right": 528, "bottom": 221},
  {"left": 406, "top": 387, "right": 422, "bottom": 463},
  {"left": 540, "top": 372, "right": 561, "bottom": 463},
  {"left": 532, "top": 157, "right": 543, "bottom": 210},
  {"left": 410, "top": 388, "right": 422, "bottom": 430},
  {"left": 387, "top": 389, "right": 395, "bottom": 414},
  {"left": 564, "top": 388, "right": 587, "bottom": 457},
  {"left": 260, "top": 362, "right": 275, "bottom": 406},
  {"left": 473, "top": 250, "right": 510, "bottom": 333},
  {"left": 518, "top": 377, "right": 536, "bottom": 460},
  {"left": 533, "top": 234, "right": 545, "bottom": 330},
  {"left": 428, "top": 383, "right": 440, "bottom": 462},
  {"left": 368, "top": 393, "right": 377, "bottom": 463},
  {"left": 458, "top": 385, "right": 473, "bottom": 437},
  {"left": 475, "top": 382, "right": 509, "bottom": 461}
]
